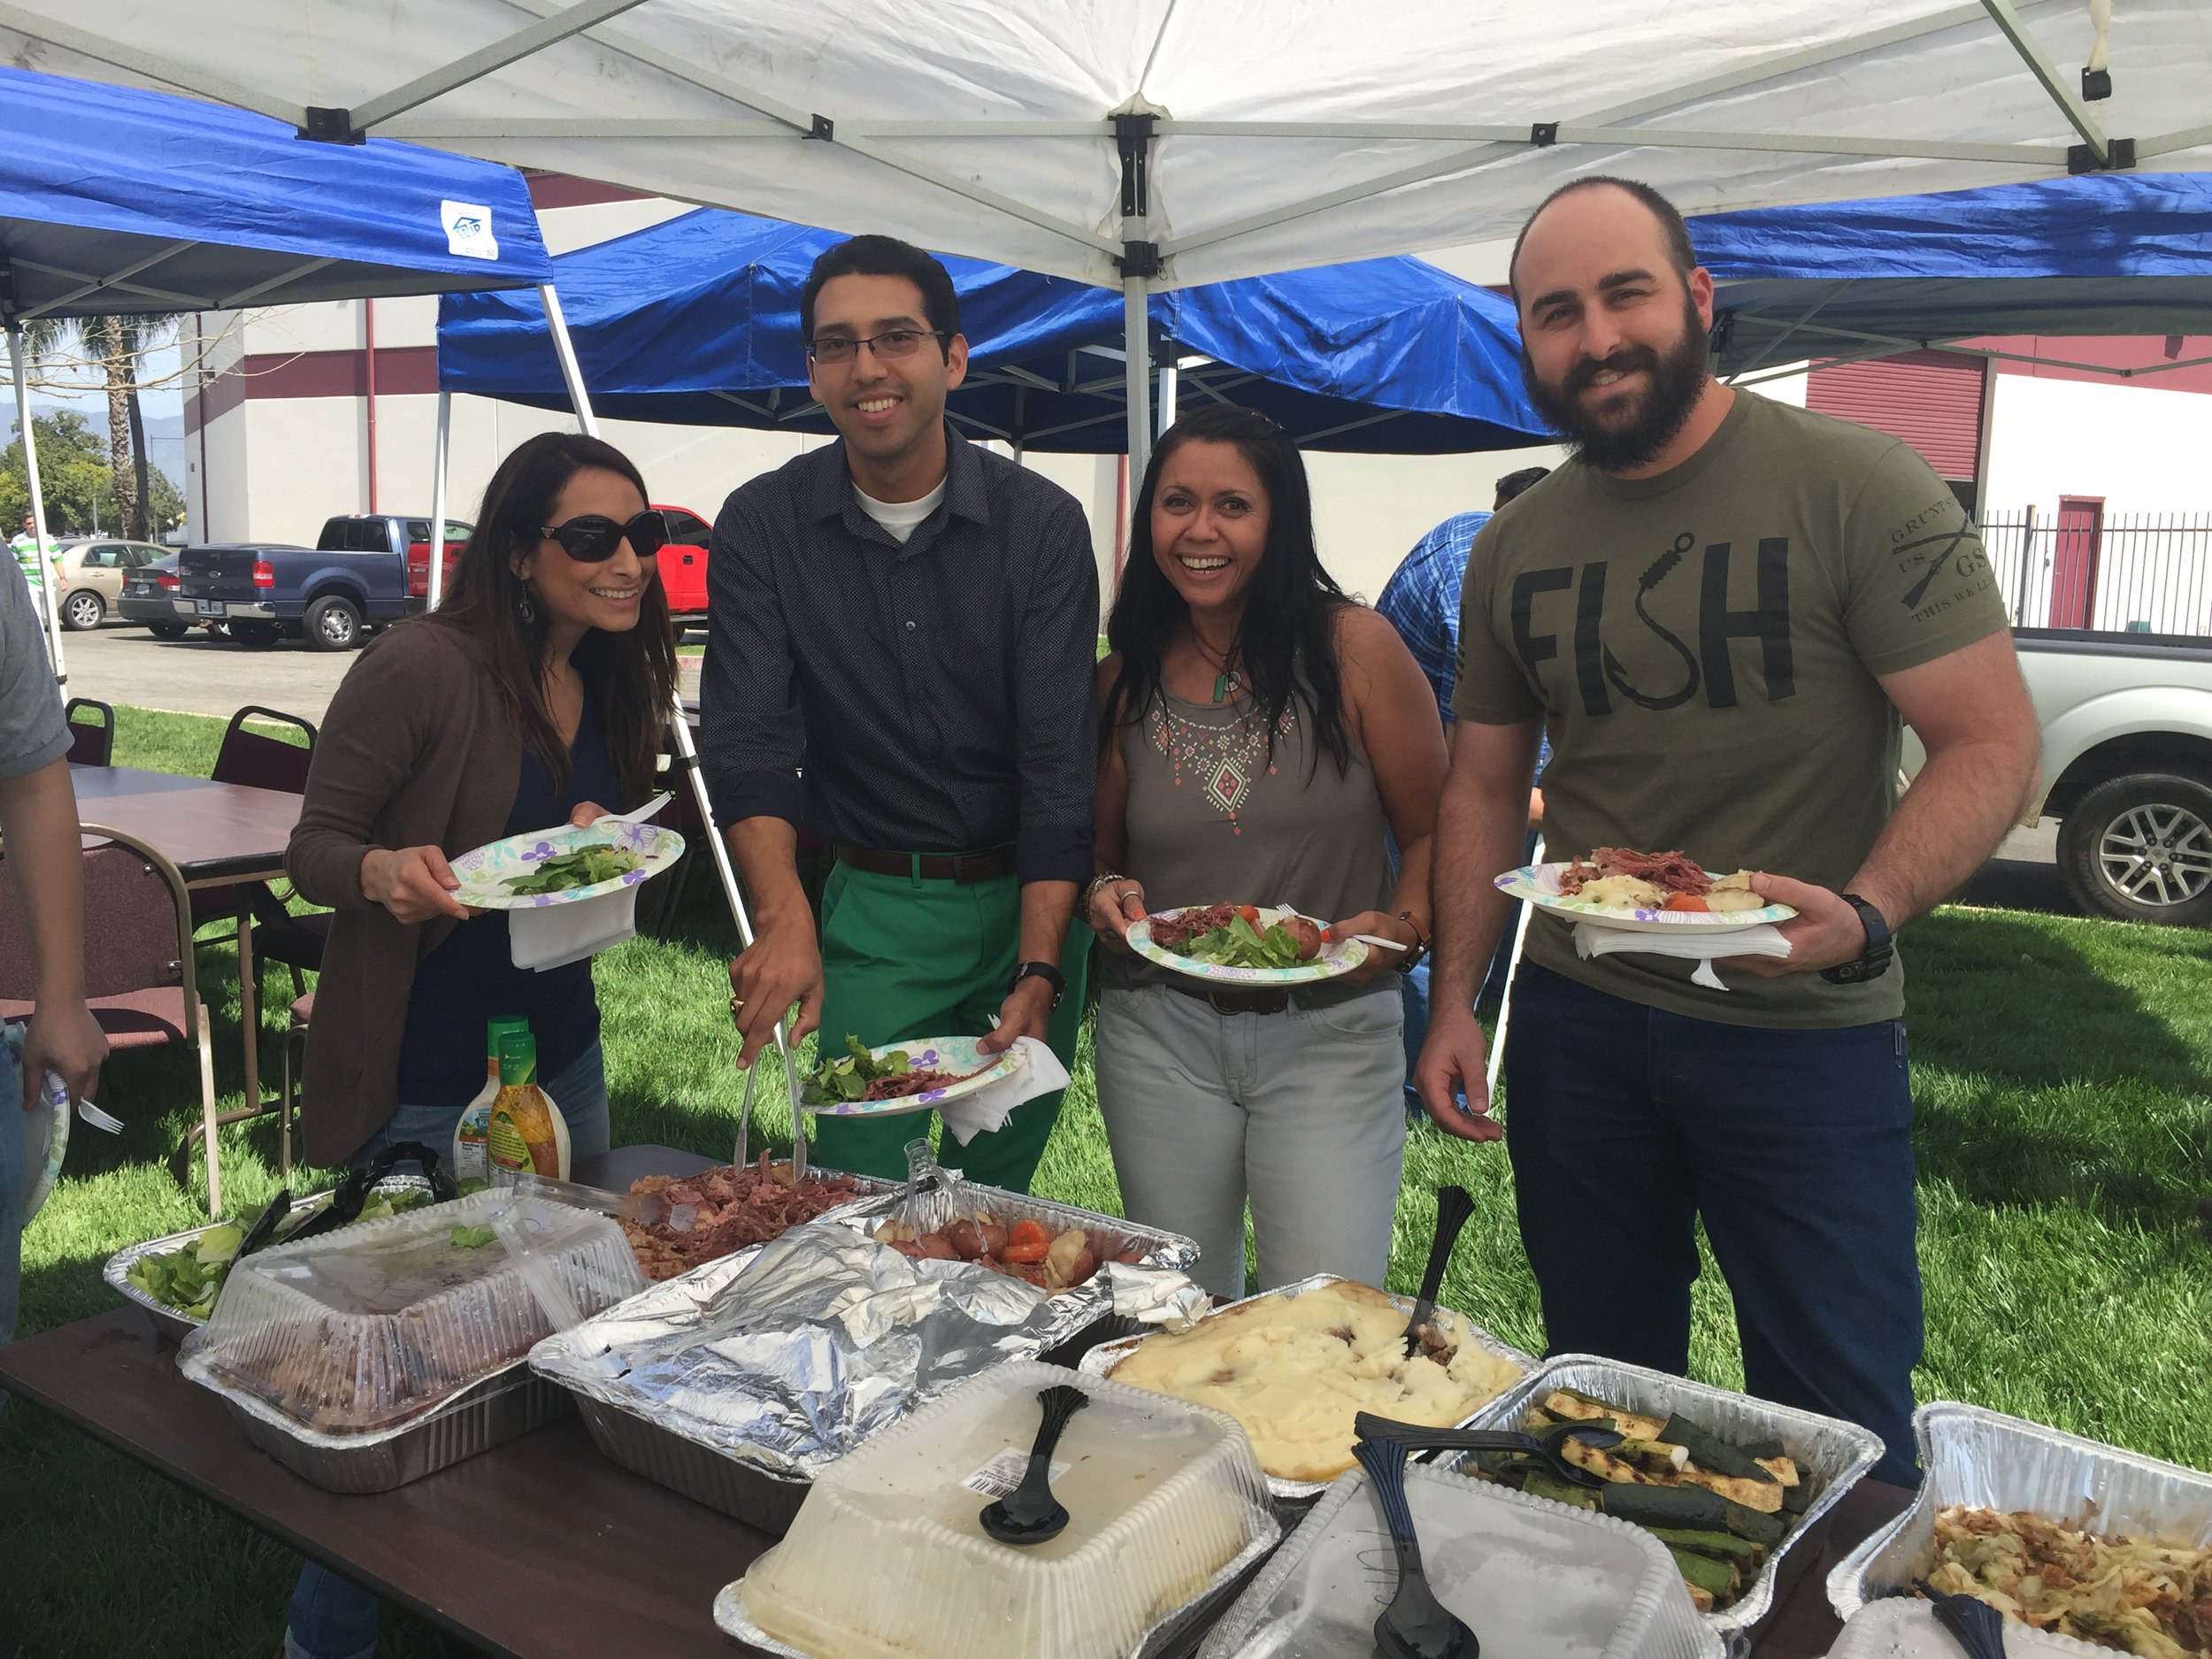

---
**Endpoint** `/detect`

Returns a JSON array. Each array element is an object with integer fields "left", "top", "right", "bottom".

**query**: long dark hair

[
  {"left": 1103, "top": 404, "right": 1353, "bottom": 774},
  {"left": 431, "top": 432, "right": 678, "bottom": 805}
]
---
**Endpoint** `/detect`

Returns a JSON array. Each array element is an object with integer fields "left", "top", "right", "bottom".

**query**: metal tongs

[
  {"left": 279, "top": 1141, "right": 459, "bottom": 1246},
  {"left": 500, "top": 1168, "right": 698, "bottom": 1233},
  {"left": 1354, "top": 1410, "right": 1627, "bottom": 1489}
]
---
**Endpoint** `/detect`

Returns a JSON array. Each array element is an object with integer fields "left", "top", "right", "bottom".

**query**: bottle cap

[
  {"left": 485, "top": 1016, "right": 530, "bottom": 1064},
  {"left": 496, "top": 1030, "right": 538, "bottom": 1087}
]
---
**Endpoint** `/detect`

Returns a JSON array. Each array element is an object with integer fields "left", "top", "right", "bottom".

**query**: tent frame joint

[
  {"left": 297, "top": 106, "right": 364, "bottom": 145},
  {"left": 2081, "top": 66, "right": 2112, "bottom": 103},
  {"left": 2068, "top": 135, "right": 2135, "bottom": 173},
  {"left": 1115, "top": 111, "right": 1157, "bottom": 217},
  {"left": 1530, "top": 121, "right": 1559, "bottom": 146},
  {"left": 1116, "top": 240, "right": 1162, "bottom": 280},
  {"left": 807, "top": 113, "right": 833, "bottom": 142}
]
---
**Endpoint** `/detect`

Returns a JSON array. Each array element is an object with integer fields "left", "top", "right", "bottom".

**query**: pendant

[{"left": 1212, "top": 670, "right": 1239, "bottom": 704}]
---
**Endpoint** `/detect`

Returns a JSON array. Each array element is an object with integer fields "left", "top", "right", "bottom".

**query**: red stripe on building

[
  {"left": 525, "top": 171, "right": 651, "bottom": 209},
  {"left": 1805, "top": 349, "right": 1984, "bottom": 480}
]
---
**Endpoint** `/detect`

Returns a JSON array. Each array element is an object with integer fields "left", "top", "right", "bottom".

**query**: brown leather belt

[
  {"left": 834, "top": 844, "right": 1016, "bottom": 884},
  {"left": 1162, "top": 977, "right": 1378, "bottom": 1018}
]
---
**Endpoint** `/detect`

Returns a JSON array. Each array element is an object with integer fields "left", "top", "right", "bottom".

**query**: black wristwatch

[
  {"left": 1010, "top": 960, "right": 1067, "bottom": 1009},
  {"left": 1819, "top": 893, "right": 1895, "bottom": 984}
]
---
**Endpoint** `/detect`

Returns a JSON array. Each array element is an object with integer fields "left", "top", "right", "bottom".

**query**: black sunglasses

[{"left": 538, "top": 510, "right": 671, "bottom": 563}]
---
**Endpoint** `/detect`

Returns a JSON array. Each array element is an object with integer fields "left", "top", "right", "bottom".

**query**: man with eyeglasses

[{"left": 700, "top": 234, "right": 1098, "bottom": 1190}]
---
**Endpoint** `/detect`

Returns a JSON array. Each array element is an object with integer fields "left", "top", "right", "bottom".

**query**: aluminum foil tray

[
  {"left": 816, "top": 1181, "right": 1198, "bottom": 1357},
  {"left": 1829, "top": 1399, "right": 2212, "bottom": 1626},
  {"left": 204, "top": 1356, "right": 570, "bottom": 1494},
  {"left": 1471, "top": 1354, "right": 1884, "bottom": 1644},
  {"left": 1824, "top": 1595, "right": 2107, "bottom": 1657},
  {"left": 712, "top": 1523, "right": 1281, "bottom": 1659},
  {"left": 1197, "top": 1463, "right": 1724, "bottom": 1659},
  {"left": 1078, "top": 1272, "right": 1539, "bottom": 1504},
  {"left": 571, "top": 1392, "right": 811, "bottom": 1533},
  {"left": 103, "top": 1177, "right": 434, "bottom": 1344}
]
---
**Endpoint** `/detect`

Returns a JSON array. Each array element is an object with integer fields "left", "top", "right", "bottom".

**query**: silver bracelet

[{"left": 1084, "top": 871, "right": 1138, "bottom": 912}]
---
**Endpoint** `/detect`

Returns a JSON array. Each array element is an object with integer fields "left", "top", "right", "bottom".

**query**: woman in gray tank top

[{"left": 1086, "top": 406, "right": 1448, "bottom": 1298}]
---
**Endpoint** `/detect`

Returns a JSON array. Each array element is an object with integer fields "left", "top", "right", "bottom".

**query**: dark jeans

[{"left": 1503, "top": 963, "right": 1924, "bottom": 1488}]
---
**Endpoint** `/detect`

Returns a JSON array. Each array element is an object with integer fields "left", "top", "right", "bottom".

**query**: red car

[{"left": 400, "top": 504, "right": 711, "bottom": 625}]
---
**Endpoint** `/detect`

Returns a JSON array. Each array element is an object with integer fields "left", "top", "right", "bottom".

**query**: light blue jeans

[
  {"left": 1094, "top": 980, "right": 1407, "bottom": 1301},
  {"left": 285, "top": 1039, "right": 609, "bottom": 1659},
  {"left": 1, "top": 1023, "right": 25, "bottom": 1353}
]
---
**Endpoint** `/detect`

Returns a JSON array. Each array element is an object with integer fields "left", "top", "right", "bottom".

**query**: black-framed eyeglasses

[
  {"left": 805, "top": 328, "right": 952, "bottom": 366},
  {"left": 538, "top": 510, "right": 671, "bottom": 563}
]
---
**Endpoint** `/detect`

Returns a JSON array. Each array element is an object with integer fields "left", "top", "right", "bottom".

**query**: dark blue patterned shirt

[
  {"left": 698, "top": 430, "right": 1099, "bottom": 885},
  {"left": 1376, "top": 511, "right": 1490, "bottom": 726}
]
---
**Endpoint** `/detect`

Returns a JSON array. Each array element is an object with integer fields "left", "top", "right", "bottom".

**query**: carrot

[
  {"left": 1664, "top": 893, "right": 1709, "bottom": 912},
  {"left": 1008, "top": 1217, "right": 1049, "bottom": 1250},
  {"left": 1001, "top": 1240, "right": 1050, "bottom": 1264}
]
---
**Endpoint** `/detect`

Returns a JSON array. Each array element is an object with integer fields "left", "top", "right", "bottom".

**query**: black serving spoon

[
  {"left": 1914, "top": 1579, "right": 2009, "bottom": 1659},
  {"left": 1354, "top": 1411, "right": 1625, "bottom": 1489},
  {"left": 979, "top": 1385, "right": 1090, "bottom": 1546},
  {"left": 1402, "top": 1186, "right": 1478, "bottom": 1357},
  {"left": 1354, "top": 1432, "right": 1475, "bottom": 1659}
]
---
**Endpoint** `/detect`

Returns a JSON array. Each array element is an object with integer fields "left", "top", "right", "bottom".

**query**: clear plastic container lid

[
  {"left": 738, "top": 1358, "right": 1276, "bottom": 1659},
  {"left": 1827, "top": 1597, "right": 2099, "bottom": 1656},
  {"left": 180, "top": 1188, "right": 644, "bottom": 1433},
  {"left": 1196, "top": 1462, "right": 1723, "bottom": 1659}
]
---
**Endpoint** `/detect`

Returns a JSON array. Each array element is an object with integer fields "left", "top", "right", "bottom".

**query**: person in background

[
  {"left": 1087, "top": 405, "right": 1446, "bottom": 1298},
  {"left": 703, "top": 234, "right": 1097, "bottom": 1191},
  {"left": 1374, "top": 465, "right": 1551, "bottom": 1111},
  {"left": 0, "top": 551, "right": 105, "bottom": 1356},
  {"left": 281, "top": 431, "right": 676, "bottom": 1659},
  {"left": 9, "top": 512, "right": 63, "bottom": 634},
  {"left": 1417, "top": 176, "right": 2039, "bottom": 1488}
]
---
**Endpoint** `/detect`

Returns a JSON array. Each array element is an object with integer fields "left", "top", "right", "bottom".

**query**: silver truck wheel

[{"left": 2059, "top": 772, "right": 2212, "bottom": 926}]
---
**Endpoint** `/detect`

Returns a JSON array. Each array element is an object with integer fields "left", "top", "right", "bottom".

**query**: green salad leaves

[
  {"left": 1181, "top": 914, "right": 1311, "bottom": 971},
  {"left": 503, "top": 842, "right": 641, "bottom": 896},
  {"left": 124, "top": 1187, "right": 438, "bottom": 1319},
  {"left": 801, "top": 1033, "right": 911, "bottom": 1105}
]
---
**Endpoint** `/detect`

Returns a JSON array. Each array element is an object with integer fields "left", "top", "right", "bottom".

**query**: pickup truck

[
  {"left": 176, "top": 541, "right": 403, "bottom": 650},
  {"left": 1907, "top": 628, "right": 2212, "bottom": 926}
]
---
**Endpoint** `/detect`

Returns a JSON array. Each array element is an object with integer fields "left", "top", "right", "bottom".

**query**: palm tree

[{"left": 11, "top": 311, "right": 183, "bottom": 538}]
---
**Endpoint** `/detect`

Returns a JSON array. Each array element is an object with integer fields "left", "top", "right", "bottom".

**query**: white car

[{"left": 54, "top": 538, "right": 172, "bottom": 630}]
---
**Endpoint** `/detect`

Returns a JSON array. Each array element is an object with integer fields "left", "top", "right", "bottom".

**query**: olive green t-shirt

[{"left": 1453, "top": 390, "right": 2009, "bottom": 1027}]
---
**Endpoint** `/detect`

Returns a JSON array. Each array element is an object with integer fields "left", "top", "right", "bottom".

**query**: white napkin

[
  {"left": 937, "top": 1037, "right": 1067, "bottom": 1146},
  {"left": 1572, "top": 922, "right": 1792, "bottom": 991},
  {"left": 508, "top": 885, "right": 642, "bottom": 972}
]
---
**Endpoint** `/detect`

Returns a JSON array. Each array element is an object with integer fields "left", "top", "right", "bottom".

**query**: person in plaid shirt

[{"left": 1375, "top": 466, "right": 1550, "bottom": 1108}]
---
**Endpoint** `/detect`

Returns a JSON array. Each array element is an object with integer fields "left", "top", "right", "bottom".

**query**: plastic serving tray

[
  {"left": 1197, "top": 1460, "right": 1723, "bottom": 1659},
  {"left": 1824, "top": 1596, "right": 2106, "bottom": 1657},
  {"left": 1472, "top": 1355, "right": 1885, "bottom": 1646},
  {"left": 1078, "top": 1271, "right": 1538, "bottom": 1505},
  {"left": 1829, "top": 1400, "right": 2212, "bottom": 1626}
]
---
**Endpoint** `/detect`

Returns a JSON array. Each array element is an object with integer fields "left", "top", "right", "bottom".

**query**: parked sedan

[
  {"left": 118, "top": 551, "right": 196, "bottom": 638},
  {"left": 55, "top": 538, "right": 171, "bottom": 630}
]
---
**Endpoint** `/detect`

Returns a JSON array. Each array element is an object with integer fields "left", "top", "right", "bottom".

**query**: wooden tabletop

[{"left": 71, "top": 764, "right": 302, "bottom": 885}]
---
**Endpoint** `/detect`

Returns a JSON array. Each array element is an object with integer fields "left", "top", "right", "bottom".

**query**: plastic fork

[{"left": 1353, "top": 1433, "right": 1474, "bottom": 1659}]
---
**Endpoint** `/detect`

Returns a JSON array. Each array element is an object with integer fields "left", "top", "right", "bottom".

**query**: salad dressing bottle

[
  {"left": 454, "top": 1016, "right": 530, "bottom": 1184},
  {"left": 484, "top": 1031, "right": 572, "bottom": 1180}
]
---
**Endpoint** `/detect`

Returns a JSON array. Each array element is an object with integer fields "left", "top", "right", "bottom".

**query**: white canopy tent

[{"left": 4, "top": 0, "right": 2210, "bottom": 474}]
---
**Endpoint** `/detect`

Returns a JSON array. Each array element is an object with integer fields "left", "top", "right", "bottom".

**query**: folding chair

[
  {"left": 0, "top": 823, "right": 226, "bottom": 1212},
  {"left": 63, "top": 696, "right": 114, "bottom": 766}
]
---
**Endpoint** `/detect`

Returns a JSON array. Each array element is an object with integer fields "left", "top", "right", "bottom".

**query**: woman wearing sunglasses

[{"left": 280, "top": 430, "right": 676, "bottom": 1658}]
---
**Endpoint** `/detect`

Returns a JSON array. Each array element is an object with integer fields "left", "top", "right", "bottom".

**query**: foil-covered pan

[
  {"left": 197, "top": 1355, "right": 570, "bottom": 1494},
  {"left": 103, "top": 1177, "right": 434, "bottom": 1344},
  {"left": 1829, "top": 1399, "right": 2212, "bottom": 1626},
  {"left": 711, "top": 1521, "right": 1283, "bottom": 1659},
  {"left": 1077, "top": 1271, "right": 1540, "bottom": 1505},
  {"left": 1471, "top": 1355, "right": 1884, "bottom": 1647}
]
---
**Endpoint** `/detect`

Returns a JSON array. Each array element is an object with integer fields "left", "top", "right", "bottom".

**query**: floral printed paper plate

[
  {"left": 807, "top": 1036, "right": 1025, "bottom": 1118},
  {"left": 1496, "top": 863, "right": 1796, "bottom": 935},
  {"left": 450, "top": 820, "right": 685, "bottom": 911},
  {"left": 1127, "top": 903, "right": 1368, "bottom": 986}
]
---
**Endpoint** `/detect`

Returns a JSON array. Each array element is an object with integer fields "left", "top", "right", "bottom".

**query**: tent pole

[
  {"left": 6, "top": 320, "right": 65, "bottom": 685},
  {"left": 1156, "top": 357, "right": 1178, "bottom": 439},
  {"left": 1123, "top": 275, "right": 1151, "bottom": 481},
  {"left": 1485, "top": 833, "right": 1543, "bottom": 1104},
  {"left": 426, "top": 390, "right": 451, "bottom": 609},
  {"left": 540, "top": 282, "right": 599, "bottom": 438},
  {"left": 539, "top": 277, "right": 807, "bottom": 1167}
]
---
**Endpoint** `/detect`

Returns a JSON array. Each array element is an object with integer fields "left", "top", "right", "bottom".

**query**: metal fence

[{"left": 1979, "top": 509, "right": 2212, "bottom": 637}]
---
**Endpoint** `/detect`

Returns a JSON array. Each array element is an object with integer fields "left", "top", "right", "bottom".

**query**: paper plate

[
  {"left": 804, "top": 1036, "right": 1024, "bottom": 1118},
  {"left": 1496, "top": 862, "right": 1797, "bottom": 934},
  {"left": 1126, "top": 904, "right": 1368, "bottom": 986},
  {"left": 449, "top": 819, "right": 685, "bottom": 911},
  {"left": 21, "top": 1066, "right": 67, "bottom": 1222}
]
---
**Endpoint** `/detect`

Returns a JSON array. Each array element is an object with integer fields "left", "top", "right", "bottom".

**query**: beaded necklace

[{"left": 1148, "top": 693, "right": 1295, "bottom": 836}]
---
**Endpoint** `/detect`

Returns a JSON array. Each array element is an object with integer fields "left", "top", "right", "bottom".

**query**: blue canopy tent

[
  {"left": 1689, "top": 173, "right": 2212, "bottom": 380},
  {"left": 434, "top": 207, "right": 1553, "bottom": 457},
  {"left": 0, "top": 62, "right": 570, "bottom": 1212}
]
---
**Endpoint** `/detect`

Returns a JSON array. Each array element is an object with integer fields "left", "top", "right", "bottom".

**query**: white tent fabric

[{"left": 3, "top": 1, "right": 2209, "bottom": 293}]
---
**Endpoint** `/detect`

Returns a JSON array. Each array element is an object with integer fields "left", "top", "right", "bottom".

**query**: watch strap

[
  {"left": 1819, "top": 893, "right": 1894, "bottom": 983},
  {"left": 1010, "top": 959, "right": 1067, "bottom": 1008}
]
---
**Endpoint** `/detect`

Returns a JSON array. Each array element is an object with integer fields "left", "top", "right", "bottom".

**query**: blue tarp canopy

[
  {"left": 0, "top": 63, "right": 551, "bottom": 321},
  {"left": 1691, "top": 173, "right": 2212, "bottom": 377},
  {"left": 436, "top": 208, "right": 1552, "bottom": 454}
]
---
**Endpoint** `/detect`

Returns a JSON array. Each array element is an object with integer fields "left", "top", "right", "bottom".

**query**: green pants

[{"left": 811, "top": 861, "right": 1091, "bottom": 1191}]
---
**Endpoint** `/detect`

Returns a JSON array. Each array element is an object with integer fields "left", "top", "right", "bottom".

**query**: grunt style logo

[{"left": 442, "top": 200, "right": 499, "bottom": 261}]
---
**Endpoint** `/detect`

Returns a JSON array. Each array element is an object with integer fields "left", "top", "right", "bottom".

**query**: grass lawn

[{"left": 7, "top": 706, "right": 2212, "bottom": 1656}]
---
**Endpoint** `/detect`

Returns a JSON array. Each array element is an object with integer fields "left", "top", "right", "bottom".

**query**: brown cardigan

[{"left": 288, "top": 620, "right": 523, "bottom": 1165}]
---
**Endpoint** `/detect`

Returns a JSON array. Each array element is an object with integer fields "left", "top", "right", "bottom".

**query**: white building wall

[{"left": 1984, "top": 372, "right": 2212, "bottom": 520}]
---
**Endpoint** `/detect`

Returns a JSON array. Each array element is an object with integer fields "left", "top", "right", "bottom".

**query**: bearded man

[{"left": 1414, "top": 178, "right": 2039, "bottom": 1486}]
